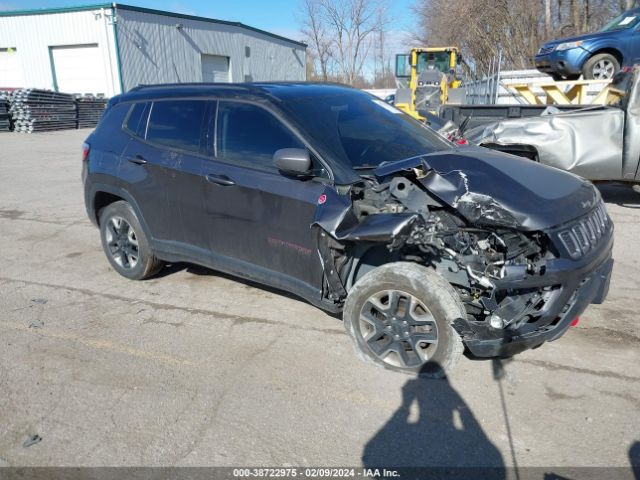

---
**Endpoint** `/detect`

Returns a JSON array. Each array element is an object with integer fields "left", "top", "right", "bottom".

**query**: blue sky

[{"left": 0, "top": 0, "right": 416, "bottom": 44}]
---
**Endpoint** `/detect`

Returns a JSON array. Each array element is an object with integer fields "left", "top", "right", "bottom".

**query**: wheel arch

[
  {"left": 89, "top": 183, "right": 153, "bottom": 241},
  {"left": 94, "top": 191, "right": 124, "bottom": 223},
  {"left": 587, "top": 47, "right": 624, "bottom": 66},
  {"left": 344, "top": 244, "right": 399, "bottom": 292}
]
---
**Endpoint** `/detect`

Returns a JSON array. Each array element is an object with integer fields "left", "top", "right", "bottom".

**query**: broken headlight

[{"left": 556, "top": 202, "right": 610, "bottom": 259}]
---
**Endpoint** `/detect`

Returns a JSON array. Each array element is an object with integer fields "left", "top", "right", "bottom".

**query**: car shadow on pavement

[
  {"left": 153, "top": 262, "right": 299, "bottom": 300},
  {"left": 597, "top": 183, "right": 640, "bottom": 209},
  {"left": 362, "top": 363, "right": 505, "bottom": 478},
  {"left": 631, "top": 441, "right": 640, "bottom": 480}
]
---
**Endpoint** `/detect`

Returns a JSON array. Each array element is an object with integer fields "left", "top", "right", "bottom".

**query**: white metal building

[{"left": 0, "top": 3, "right": 307, "bottom": 97}]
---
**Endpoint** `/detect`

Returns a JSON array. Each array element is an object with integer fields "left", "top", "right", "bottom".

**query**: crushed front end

[
  {"left": 314, "top": 150, "right": 614, "bottom": 357},
  {"left": 431, "top": 204, "right": 614, "bottom": 357}
]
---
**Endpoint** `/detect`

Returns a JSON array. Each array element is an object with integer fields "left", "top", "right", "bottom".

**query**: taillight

[{"left": 82, "top": 142, "right": 90, "bottom": 162}]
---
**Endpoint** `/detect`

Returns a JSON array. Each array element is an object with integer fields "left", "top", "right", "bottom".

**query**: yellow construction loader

[{"left": 394, "top": 47, "right": 465, "bottom": 121}]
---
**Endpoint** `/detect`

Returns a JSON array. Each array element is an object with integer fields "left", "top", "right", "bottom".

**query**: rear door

[
  {"left": 202, "top": 100, "right": 326, "bottom": 290},
  {"left": 120, "top": 99, "right": 209, "bottom": 245},
  {"left": 630, "top": 23, "right": 640, "bottom": 64}
]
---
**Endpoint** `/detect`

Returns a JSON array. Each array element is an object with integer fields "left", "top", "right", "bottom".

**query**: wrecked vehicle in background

[
  {"left": 84, "top": 83, "right": 614, "bottom": 378},
  {"left": 468, "top": 66, "right": 640, "bottom": 183}
]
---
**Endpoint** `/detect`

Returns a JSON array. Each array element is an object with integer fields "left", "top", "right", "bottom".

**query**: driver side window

[{"left": 215, "top": 101, "right": 304, "bottom": 170}]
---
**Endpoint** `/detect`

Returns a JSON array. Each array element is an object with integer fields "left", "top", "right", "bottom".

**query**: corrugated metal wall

[
  {"left": 0, "top": 9, "right": 120, "bottom": 96},
  {"left": 115, "top": 8, "right": 306, "bottom": 90}
]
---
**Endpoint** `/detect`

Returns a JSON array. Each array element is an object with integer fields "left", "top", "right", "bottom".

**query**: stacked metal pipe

[
  {"left": 0, "top": 91, "right": 11, "bottom": 132},
  {"left": 76, "top": 95, "right": 108, "bottom": 128},
  {"left": 10, "top": 89, "right": 77, "bottom": 133}
]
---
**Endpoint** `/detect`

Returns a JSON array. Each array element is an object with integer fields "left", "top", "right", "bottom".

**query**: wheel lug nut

[
  {"left": 402, "top": 320, "right": 408, "bottom": 325},
  {"left": 394, "top": 334, "right": 400, "bottom": 340}
]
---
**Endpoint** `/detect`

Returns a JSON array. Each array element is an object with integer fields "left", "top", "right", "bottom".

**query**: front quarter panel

[{"left": 581, "top": 34, "right": 626, "bottom": 59}]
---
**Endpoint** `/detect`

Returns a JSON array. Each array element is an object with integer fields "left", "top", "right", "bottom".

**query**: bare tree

[
  {"left": 299, "top": 0, "right": 332, "bottom": 81},
  {"left": 298, "top": 0, "right": 389, "bottom": 85},
  {"left": 414, "top": 0, "right": 632, "bottom": 75},
  {"left": 545, "top": 0, "right": 552, "bottom": 38},
  {"left": 321, "top": 0, "right": 388, "bottom": 85}
]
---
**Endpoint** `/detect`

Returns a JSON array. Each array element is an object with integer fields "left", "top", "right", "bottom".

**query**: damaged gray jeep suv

[{"left": 83, "top": 83, "right": 614, "bottom": 377}]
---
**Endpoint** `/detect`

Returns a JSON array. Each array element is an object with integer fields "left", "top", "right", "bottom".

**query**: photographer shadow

[{"left": 362, "top": 367, "right": 505, "bottom": 479}]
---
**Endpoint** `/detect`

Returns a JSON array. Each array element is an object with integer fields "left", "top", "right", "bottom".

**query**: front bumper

[
  {"left": 454, "top": 219, "right": 614, "bottom": 358},
  {"left": 535, "top": 47, "right": 591, "bottom": 77}
]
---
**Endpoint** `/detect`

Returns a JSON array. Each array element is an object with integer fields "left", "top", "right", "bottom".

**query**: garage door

[
  {"left": 0, "top": 47, "right": 25, "bottom": 88},
  {"left": 50, "top": 44, "right": 108, "bottom": 95},
  {"left": 201, "top": 54, "right": 230, "bottom": 83}
]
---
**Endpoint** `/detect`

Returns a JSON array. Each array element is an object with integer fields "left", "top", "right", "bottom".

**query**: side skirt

[{"left": 152, "top": 239, "right": 342, "bottom": 314}]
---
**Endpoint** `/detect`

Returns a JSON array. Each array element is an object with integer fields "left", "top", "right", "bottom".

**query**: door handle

[
  {"left": 127, "top": 155, "right": 147, "bottom": 165},
  {"left": 205, "top": 173, "right": 236, "bottom": 186}
]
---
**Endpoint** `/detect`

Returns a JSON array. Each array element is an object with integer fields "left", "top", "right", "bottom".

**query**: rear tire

[
  {"left": 583, "top": 53, "right": 620, "bottom": 80},
  {"left": 343, "top": 262, "right": 466, "bottom": 378},
  {"left": 99, "top": 201, "right": 163, "bottom": 280}
]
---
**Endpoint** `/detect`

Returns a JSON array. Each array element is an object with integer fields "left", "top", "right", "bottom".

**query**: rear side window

[
  {"left": 125, "top": 102, "right": 149, "bottom": 137},
  {"left": 146, "top": 100, "right": 208, "bottom": 153},
  {"left": 216, "top": 101, "right": 303, "bottom": 168}
]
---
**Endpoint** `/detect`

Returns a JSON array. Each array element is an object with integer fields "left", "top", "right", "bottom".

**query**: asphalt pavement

[{"left": 0, "top": 130, "right": 638, "bottom": 476}]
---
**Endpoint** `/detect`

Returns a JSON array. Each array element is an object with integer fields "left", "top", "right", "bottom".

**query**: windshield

[
  {"left": 601, "top": 11, "right": 639, "bottom": 31},
  {"left": 279, "top": 91, "right": 452, "bottom": 169},
  {"left": 417, "top": 52, "right": 451, "bottom": 74}
]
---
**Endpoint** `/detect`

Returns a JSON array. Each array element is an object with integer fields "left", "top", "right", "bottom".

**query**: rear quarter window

[
  {"left": 94, "top": 103, "right": 130, "bottom": 138},
  {"left": 124, "top": 102, "right": 150, "bottom": 137}
]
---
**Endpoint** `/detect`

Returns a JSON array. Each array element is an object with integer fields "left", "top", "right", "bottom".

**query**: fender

[
  {"left": 86, "top": 182, "right": 153, "bottom": 242},
  {"left": 582, "top": 40, "right": 624, "bottom": 62}
]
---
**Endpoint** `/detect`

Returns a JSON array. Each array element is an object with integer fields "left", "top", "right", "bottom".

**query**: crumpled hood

[{"left": 374, "top": 147, "right": 599, "bottom": 231}]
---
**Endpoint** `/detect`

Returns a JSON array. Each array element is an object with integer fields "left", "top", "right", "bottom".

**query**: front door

[
  {"left": 202, "top": 100, "right": 327, "bottom": 291},
  {"left": 630, "top": 25, "right": 640, "bottom": 64}
]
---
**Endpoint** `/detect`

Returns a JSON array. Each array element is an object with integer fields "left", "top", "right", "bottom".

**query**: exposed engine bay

[
  {"left": 333, "top": 168, "right": 555, "bottom": 337},
  {"left": 310, "top": 147, "right": 611, "bottom": 356}
]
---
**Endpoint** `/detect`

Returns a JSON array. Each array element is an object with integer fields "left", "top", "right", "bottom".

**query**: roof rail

[{"left": 128, "top": 83, "right": 250, "bottom": 92}]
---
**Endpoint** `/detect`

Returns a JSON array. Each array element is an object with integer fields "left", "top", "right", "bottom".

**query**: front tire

[
  {"left": 99, "top": 201, "right": 163, "bottom": 280},
  {"left": 583, "top": 53, "right": 620, "bottom": 80},
  {"left": 343, "top": 262, "right": 466, "bottom": 378}
]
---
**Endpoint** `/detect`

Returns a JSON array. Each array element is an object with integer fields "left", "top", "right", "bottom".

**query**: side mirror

[{"left": 274, "top": 148, "right": 311, "bottom": 175}]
